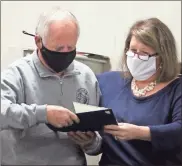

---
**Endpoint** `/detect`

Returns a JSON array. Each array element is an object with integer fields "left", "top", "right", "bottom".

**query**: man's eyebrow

[
  {"left": 55, "top": 46, "right": 64, "bottom": 51},
  {"left": 55, "top": 45, "right": 75, "bottom": 51}
]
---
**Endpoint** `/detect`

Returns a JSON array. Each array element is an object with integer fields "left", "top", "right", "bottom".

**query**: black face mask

[{"left": 40, "top": 44, "right": 76, "bottom": 73}]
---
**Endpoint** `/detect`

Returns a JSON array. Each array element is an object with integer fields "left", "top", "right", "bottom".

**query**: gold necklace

[{"left": 131, "top": 79, "right": 157, "bottom": 97}]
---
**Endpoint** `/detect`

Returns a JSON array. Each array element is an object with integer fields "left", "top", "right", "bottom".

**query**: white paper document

[{"left": 73, "top": 102, "right": 108, "bottom": 114}]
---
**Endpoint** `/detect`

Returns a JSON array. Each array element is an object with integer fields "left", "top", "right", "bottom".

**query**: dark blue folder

[{"left": 47, "top": 108, "right": 117, "bottom": 132}]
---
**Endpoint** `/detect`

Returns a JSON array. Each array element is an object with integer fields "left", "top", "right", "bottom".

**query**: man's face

[{"left": 37, "top": 19, "right": 78, "bottom": 52}]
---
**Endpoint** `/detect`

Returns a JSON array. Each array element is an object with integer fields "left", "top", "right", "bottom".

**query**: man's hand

[
  {"left": 46, "top": 105, "right": 80, "bottom": 128},
  {"left": 67, "top": 131, "right": 96, "bottom": 148}
]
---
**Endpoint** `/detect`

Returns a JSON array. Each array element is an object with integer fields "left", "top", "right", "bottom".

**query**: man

[{"left": 1, "top": 7, "right": 101, "bottom": 165}]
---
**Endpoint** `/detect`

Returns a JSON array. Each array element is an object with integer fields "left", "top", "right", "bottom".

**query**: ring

[{"left": 114, "top": 136, "right": 118, "bottom": 140}]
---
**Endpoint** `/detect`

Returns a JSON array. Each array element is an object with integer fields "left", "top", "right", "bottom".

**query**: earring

[{"left": 159, "top": 63, "right": 163, "bottom": 69}]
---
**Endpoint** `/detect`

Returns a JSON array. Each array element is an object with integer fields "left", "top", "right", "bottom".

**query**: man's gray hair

[{"left": 35, "top": 6, "right": 80, "bottom": 43}]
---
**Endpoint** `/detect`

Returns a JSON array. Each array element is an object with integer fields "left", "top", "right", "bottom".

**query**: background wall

[{"left": 1, "top": 1, "right": 181, "bottom": 71}]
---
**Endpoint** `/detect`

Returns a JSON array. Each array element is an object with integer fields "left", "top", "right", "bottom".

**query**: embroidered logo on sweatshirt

[{"left": 76, "top": 88, "right": 89, "bottom": 104}]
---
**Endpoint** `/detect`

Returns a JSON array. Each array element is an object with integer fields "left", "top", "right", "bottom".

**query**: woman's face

[{"left": 126, "top": 36, "right": 162, "bottom": 81}]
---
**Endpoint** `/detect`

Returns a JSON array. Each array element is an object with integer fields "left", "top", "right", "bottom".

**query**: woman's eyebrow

[{"left": 129, "top": 47, "right": 151, "bottom": 52}]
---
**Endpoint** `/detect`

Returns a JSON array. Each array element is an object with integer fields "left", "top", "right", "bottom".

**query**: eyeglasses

[{"left": 126, "top": 50, "right": 158, "bottom": 61}]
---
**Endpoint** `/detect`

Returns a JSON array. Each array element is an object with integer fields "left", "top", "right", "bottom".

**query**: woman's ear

[
  {"left": 35, "top": 35, "right": 42, "bottom": 49},
  {"left": 156, "top": 55, "right": 162, "bottom": 69}
]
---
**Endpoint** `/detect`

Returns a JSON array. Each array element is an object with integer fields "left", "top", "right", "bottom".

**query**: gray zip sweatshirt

[{"left": 1, "top": 51, "right": 101, "bottom": 165}]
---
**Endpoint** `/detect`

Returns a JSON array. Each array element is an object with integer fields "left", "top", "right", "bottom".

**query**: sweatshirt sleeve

[
  {"left": 82, "top": 132, "right": 103, "bottom": 155},
  {"left": 149, "top": 81, "right": 182, "bottom": 151},
  {"left": 1, "top": 67, "right": 47, "bottom": 130}
]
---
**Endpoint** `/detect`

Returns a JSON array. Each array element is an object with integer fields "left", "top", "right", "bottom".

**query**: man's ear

[{"left": 35, "top": 35, "right": 42, "bottom": 49}]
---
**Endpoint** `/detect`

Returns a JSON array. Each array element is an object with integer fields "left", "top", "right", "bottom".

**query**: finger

[
  {"left": 56, "top": 113, "right": 73, "bottom": 127},
  {"left": 67, "top": 132, "right": 78, "bottom": 139},
  {"left": 67, "top": 131, "right": 77, "bottom": 138},
  {"left": 67, "top": 131, "right": 74, "bottom": 136},
  {"left": 86, "top": 131, "right": 95, "bottom": 138},
  {"left": 69, "top": 112, "right": 80, "bottom": 124},
  {"left": 62, "top": 121, "right": 69, "bottom": 127},
  {"left": 55, "top": 114, "right": 66, "bottom": 127},
  {"left": 118, "top": 123, "right": 125, "bottom": 126},
  {"left": 117, "top": 136, "right": 124, "bottom": 140},
  {"left": 114, "top": 136, "right": 124, "bottom": 141},
  {"left": 75, "top": 131, "right": 90, "bottom": 141},
  {"left": 56, "top": 124, "right": 63, "bottom": 128},
  {"left": 68, "top": 133, "right": 81, "bottom": 143},
  {"left": 67, "top": 118, "right": 74, "bottom": 126},
  {"left": 104, "top": 125, "right": 119, "bottom": 130},
  {"left": 70, "top": 133, "right": 83, "bottom": 142},
  {"left": 104, "top": 129, "right": 121, "bottom": 137},
  {"left": 67, "top": 132, "right": 76, "bottom": 139},
  {"left": 68, "top": 121, "right": 74, "bottom": 126}
]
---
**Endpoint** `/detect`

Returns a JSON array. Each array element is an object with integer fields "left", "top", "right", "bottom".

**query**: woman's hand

[
  {"left": 104, "top": 123, "right": 151, "bottom": 141},
  {"left": 67, "top": 131, "right": 96, "bottom": 147}
]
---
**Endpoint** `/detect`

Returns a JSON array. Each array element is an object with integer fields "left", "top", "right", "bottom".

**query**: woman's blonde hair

[{"left": 121, "top": 17, "right": 180, "bottom": 82}]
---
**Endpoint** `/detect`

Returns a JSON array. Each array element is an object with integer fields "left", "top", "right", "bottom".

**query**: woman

[{"left": 68, "top": 18, "right": 182, "bottom": 166}]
